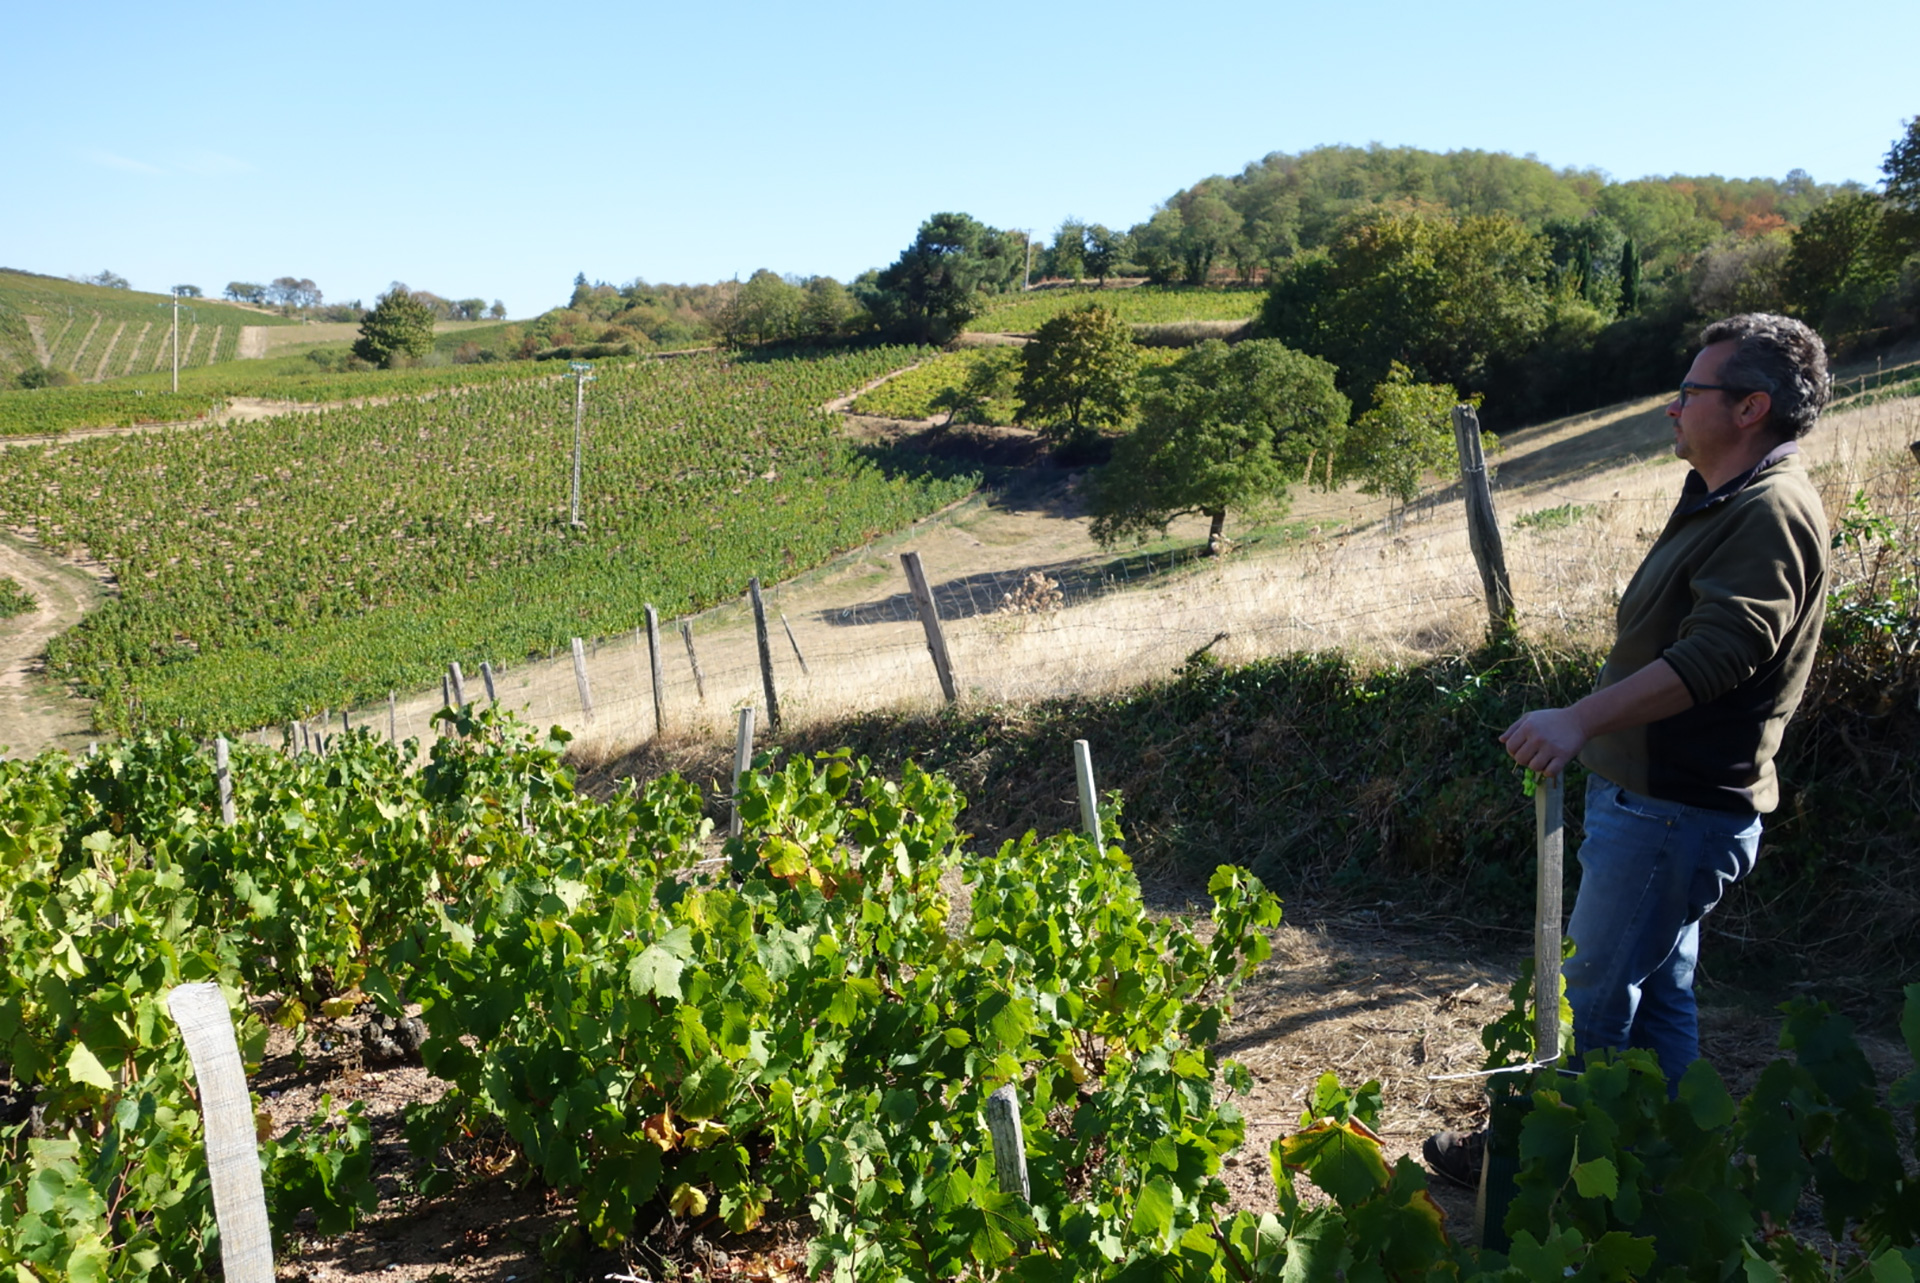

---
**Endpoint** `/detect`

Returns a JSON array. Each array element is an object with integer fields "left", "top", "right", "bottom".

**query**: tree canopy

[
  {"left": 864, "top": 213, "right": 1023, "bottom": 343},
  {"left": 1015, "top": 304, "right": 1141, "bottom": 447},
  {"left": 1335, "top": 363, "right": 1463, "bottom": 512},
  {"left": 353, "top": 284, "right": 437, "bottom": 367},
  {"left": 1089, "top": 339, "right": 1348, "bottom": 553}
]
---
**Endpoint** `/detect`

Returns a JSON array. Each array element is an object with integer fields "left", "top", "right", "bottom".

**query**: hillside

[{"left": 0, "top": 268, "right": 304, "bottom": 386}]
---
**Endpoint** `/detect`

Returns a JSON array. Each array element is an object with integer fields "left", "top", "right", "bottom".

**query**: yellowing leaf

[
  {"left": 319, "top": 991, "right": 365, "bottom": 1019},
  {"left": 642, "top": 1107, "right": 680, "bottom": 1152},
  {"left": 66, "top": 1042, "right": 115, "bottom": 1091},
  {"left": 668, "top": 1182, "right": 708, "bottom": 1218}
]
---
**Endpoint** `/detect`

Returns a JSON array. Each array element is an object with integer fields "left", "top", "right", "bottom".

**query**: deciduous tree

[
  {"left": 1090, "top": 339, "right": 1347, "bottom": 554},
  {"left": 1335, "top": 363, "right": 1462, "bottom": 515},
  {"left": 352, "top": 284, "right": 437, "bottom": 367},
  {"left": 1015, "top": 303, "right": 1140, "bottom": 447}
]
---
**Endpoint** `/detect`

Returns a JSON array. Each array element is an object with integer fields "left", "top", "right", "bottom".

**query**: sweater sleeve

[{"left": 1660, "top": 492, "right": 1823, "bottom": 705}]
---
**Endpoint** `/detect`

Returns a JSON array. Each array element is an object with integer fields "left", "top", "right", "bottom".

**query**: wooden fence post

[
  {"left": 646, "top": 604, "right": 667, "bottom": 737},
  {"left": 748, "top": 578, "right": 782, "bottom": 731},
  {"left": 780, "top": 614, "right": 810, "bottom": 676},
  {"left": 449, "top": 662, "right": 467, "bottom": 708},
  {"left": 480, "top": 661, "right": 498, "bottom": 703},
  {"left": 214, "top": 736, "right": 234, "bottom": 827},
  {"left": 571, "top": 637, "right": 595, "bottom": 724},
  {"left": 1451, "top": 404, "right": 1515, "bottom": 637},
  {"left": 986, "top": 1084, "right": 1031, "bottom": 1205},
  {"left": 1072, "top": 739, "right": 1103, "bottom": 856},
  {"left": 681, "top": 621, "right": 707, "bottom": 701},
  {"left": 730, "top": 706, "right": 756, "bottom": 840},
  {"left": 166, "top": 984, "right": 274, "bottom": 1283},
  {"left": 387, "top": 692, "right": 397, "bottom": 744},
  {"left": 1535, "top": 774, "right": 1565, "bottom": 1065},
  {"left": 901, "top": 551, "right": 958, "bottom": 703}
]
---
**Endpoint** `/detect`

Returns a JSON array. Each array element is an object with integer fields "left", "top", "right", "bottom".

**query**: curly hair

[{"left": 1699, "top": 313, "right": 1830, "bottom": 440}]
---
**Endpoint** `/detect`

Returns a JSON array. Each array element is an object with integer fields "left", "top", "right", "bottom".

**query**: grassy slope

[
  {"left": 965, "top": 285, "right": 1266, "bottom": 333},
  {"left": 0, "top": 269, "right": 299, "bottom": 383}
]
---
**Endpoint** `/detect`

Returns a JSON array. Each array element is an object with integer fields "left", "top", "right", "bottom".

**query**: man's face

[{"left": 1667, "top": 340, "right": 1750, "bottom": 471}]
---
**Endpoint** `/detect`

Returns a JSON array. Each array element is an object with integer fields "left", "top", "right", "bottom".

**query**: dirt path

[{"left": 0, "top": 536, "right": 106, "bottom": 758}]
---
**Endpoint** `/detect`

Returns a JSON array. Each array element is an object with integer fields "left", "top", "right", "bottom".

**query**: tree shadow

[{"left": 817, "top": 544, "right": 1212, "bottom": 628}]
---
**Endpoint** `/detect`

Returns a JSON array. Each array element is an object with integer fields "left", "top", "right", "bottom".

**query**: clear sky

[{"left": 4, "top": 0, "right": 1914, "bottom": 318}]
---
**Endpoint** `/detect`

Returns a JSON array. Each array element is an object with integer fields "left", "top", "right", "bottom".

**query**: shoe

[{"left": 1422, "top": 1128, "right": 1486, "bottom": 1189}]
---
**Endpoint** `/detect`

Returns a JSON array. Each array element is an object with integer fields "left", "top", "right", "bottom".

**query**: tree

[
  {"left": 353, "top": 284, "right": 437, "bottom": 367},
  {"left": 1879, "top": 115, "right": 1920, "bottom": 254},
  {"left": 1618, "top": 238, "right": 1640, "bottom": 314},
  {"left": 268, "top": 276, "right": 322, "bottom": 309},
  {"left": 720, "top": 270, "right": 805, "bottom": 345},
  {"left": 1049, "top": 219, "right": 1088, "bottom": 283},
  {"left": 1084, "top": 225, "right": 1129, "bottom": 286},
  {"left": 83, "top": 270, "right": 130, "bottom": 290},
  {"left": 14, "top": 364, "right": 78, "bottom": 389},
  {"left": 1781, "top": 191, "right": 1901, "bottom": 332},
  {"left": 1090, "top": 339, "right": 1349, "bottom": 554},
  {"left": 867, "top": 213, "right": 1022, "bottom": 343},
  {"left": 1015, "top": 304, "right": 1141, "bottom": 447},
  {"left": 224, "top": 282, "right": 267, "bottom": 304},
  {"left": 455, "top": 297, "right": 488, "bottom": 322},
  {"left": 1258, "top": 205, "right": 1550, "bottom": 407},
  {"left": 173, "top": 284, "right": 203, "bottom": 298},
  {"left": 1335, "top": 364, "right": 1462, "bottom": 517},
  {"left": 798, "top": 276, "right": 858, "bottom": 338},
  {"left": 489, "top": 300, "right": 507, "bottom": 320}
]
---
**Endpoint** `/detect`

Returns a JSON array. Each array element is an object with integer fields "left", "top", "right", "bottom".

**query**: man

[{"left": 1426, "top": 313, "right": 1831, "bottom": 1187}]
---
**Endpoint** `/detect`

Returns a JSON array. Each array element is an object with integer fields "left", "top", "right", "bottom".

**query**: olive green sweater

[{"left": 1579, "top": 444, "right": 1827, "bottom": 814}]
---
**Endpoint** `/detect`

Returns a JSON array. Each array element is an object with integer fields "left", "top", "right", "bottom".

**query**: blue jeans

[{"left": 1563, "top": 776, "right": 1761, "bottom": 1086}]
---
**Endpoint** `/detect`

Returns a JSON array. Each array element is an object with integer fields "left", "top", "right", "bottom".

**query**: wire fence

[{"left": 248, "top": 392, "right": 1920, "bottom": 763}]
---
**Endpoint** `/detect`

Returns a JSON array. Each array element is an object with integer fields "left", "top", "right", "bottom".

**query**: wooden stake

[
  {"left": 1451, "top": 405, "right": 1515, "bottom": 637},
  {"left": 1073, "top": 739, "right": 1103, "bottom": 855},
  {"left": 571, "top": 637, "right": 595, "bottom": 724},
  {"left": 480, "top": 661, "right": 497, "bottom": 703},
  {"left": 449, "top": 661, "right": 467, "bottom": 708},
  {"left": 167, "top": 984, "right": 274, "bottom": 1283},
  {"left": 339, "top": 709, "right": 349, "bottom": 735},
  {"left": 646, "top": 604, "right": 667, "bottom": 737},
  {"left": 748, "top": 578, "right": 781, "bottom": 731},
  {"left": 214, "top": 736, "right": 234, "bottom": 827},
  {"left": 780, "top": 613, "right": 810, "bottom": 676},
  {"left": 730, "top": 705, "right": 756, "bottom": 840},
  {"left": 985, "top": 1084, "right": 1031, "bottom": 1205},
  {"left": 387, "top": 692, "right": 397, "bottom": 743},
  {"left": 901, "top": 551, "right": 957, "bottom": 703},
  {"left": 681, "top": 621, "right": 706, "bottom": 701},
  {"left": 1535, "top": 774, "right": 1565, "bottom": 1065}
]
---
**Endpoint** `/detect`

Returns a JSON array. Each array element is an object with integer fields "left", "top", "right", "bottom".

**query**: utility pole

[
  {"left": 164, "top": 288, "right": 195, "bottom": 392},
  {"left": 566, "top": 361, "right": 594, "bottom": 529}
]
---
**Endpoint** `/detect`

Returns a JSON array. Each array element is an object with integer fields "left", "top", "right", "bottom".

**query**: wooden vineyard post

[
  {"left": 901, "top": 551, "right": 957, "bottom": 703},
  {"left": 440, "top": 674, "right": 451, "bottom": 720},
  {"left": 339, "top": 709, "right": 350, "bottom": 735},
  {"left": 730, "top": 706, "right": 756, "bottom": 840},
  {"left": 480, "top": 661, "right": 498, "bottom": 703},
  {"left": 571, "top": 637, "right": 595, "bottom": 725},
  {"left": 780, "top": 614, "right": 810, "bottom": 676},
  {"left": 1535, "top": 773, "right": 1565, "bottom": 1066},
  {"left": 985, "top": 1084, "right": 1031, "bottom": 1204},
  {"left": 387, "top": 692, "right": 397, "bottom": 744},
  {"left": 1451, "top": 405, "right": 1515, "bottom": 638},
  {"left": 1073, "top": 739, "right": 1103, "bottom": 856},
  {"left": 214, "top": 736, "right": 235, "bottom": 827},
  {"left": 681, "top": 621, "right": 706, "bottom": 701},
  {"left": 286, "top": 722, "right": 299, "bottom": 756},
  {"left": 645, "top": 604, "right": 667, "bottom": 737},
  {"left": 449, "top": 662, "right": 467, "bottom": 708},
  {"left": 166, "top": 984, "right": 273, "bottom": 1283},
  {"left": 748, "top": 578, "right": 782, "bottom": 731}
]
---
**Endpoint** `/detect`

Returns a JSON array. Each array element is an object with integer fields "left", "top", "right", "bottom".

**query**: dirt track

[{"left": 0, "top": 535, "right": 104, "bottom": 757}]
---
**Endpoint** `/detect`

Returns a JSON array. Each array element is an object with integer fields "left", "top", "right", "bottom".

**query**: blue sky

[{"left": 5, "top": 0, "right": 1914, "bottom": 318}]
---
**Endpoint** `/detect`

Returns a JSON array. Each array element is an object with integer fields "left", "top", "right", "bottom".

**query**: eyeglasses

[{"left": 1677, "top": 382, "right": 1754, "bottom": 409}]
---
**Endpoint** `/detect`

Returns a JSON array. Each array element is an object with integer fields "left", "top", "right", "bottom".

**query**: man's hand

[
  {"left": 1500, "top": 708, "right": 1588, "bottom": 778},
  {"left": 1500, "top": 658, "right": 1696, "bottom": 779}
]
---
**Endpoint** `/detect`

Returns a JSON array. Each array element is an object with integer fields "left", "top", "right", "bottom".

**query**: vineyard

[
  {"left": 0, "top": 347, "right": 968, "bottom": 732},
  {"left": 0, "top": 387, "right": 228, "bottom": 437},
  {"left": 848, "top": 346, "right": 1182, "bottom": 424},
  {"left": 0, "top": 270, "right": 295, "bottom": 384},
  {"left": 965, "top": 286, "right": 1265, "bottom": 334}
]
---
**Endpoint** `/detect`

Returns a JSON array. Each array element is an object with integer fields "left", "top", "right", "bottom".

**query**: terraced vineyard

[
  {"left": 0, "top": 346, "right": 960, "bottom": 731},
  {"left": 965, "top": 285, "right": 1265, "bottom": 333},
  {"left": 0, "top": 268, "right": 294, "bottom": 384}
]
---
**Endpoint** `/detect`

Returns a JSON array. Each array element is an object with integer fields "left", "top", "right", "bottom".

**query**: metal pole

[
  {"left": 171, "top": 291, "right": 180, "bottom": 393},
  {"left": 571, "top": 375, "right": 584, "bottom": 527},
  {"left": 1072, "top": 739, "right": 1103, "bottom": 855}
]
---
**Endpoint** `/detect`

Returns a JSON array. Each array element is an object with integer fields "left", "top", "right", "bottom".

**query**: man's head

[{"left": 1696, "top": 313, "right": 1829, "bottom": 442}]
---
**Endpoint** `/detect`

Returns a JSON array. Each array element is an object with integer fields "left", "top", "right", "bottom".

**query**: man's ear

[{"left": 1735, "top": 391, "right": 1773, "bottom": 433}]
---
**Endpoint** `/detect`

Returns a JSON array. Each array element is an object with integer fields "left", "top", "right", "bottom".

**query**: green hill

[{"left": 0, "top": 269, "right": 300, "bottom": 385}]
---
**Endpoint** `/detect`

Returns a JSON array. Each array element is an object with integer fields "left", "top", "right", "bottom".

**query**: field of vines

[
  {"left": 965, "top": 286, "right": 1265, "bottom": 334},
  {"left": 109, "top": 348, "right": 568, "bottom": 404},
  {"left": 0, "top": 347, "right": 969, "bottom": 732},
  {"left": 0, "top": 270, "right": 291, "bottom": 383},
  {"left": 849, "top": 345, "right": 1183, "bottom": 423},
  {"left": 0, "top": 386, "right": 228, "bottom": 436}
]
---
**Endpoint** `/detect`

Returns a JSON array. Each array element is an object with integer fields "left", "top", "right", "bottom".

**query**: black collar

[{"left": 1674, "top": 440, "right": 1799, "bottom": 518}]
